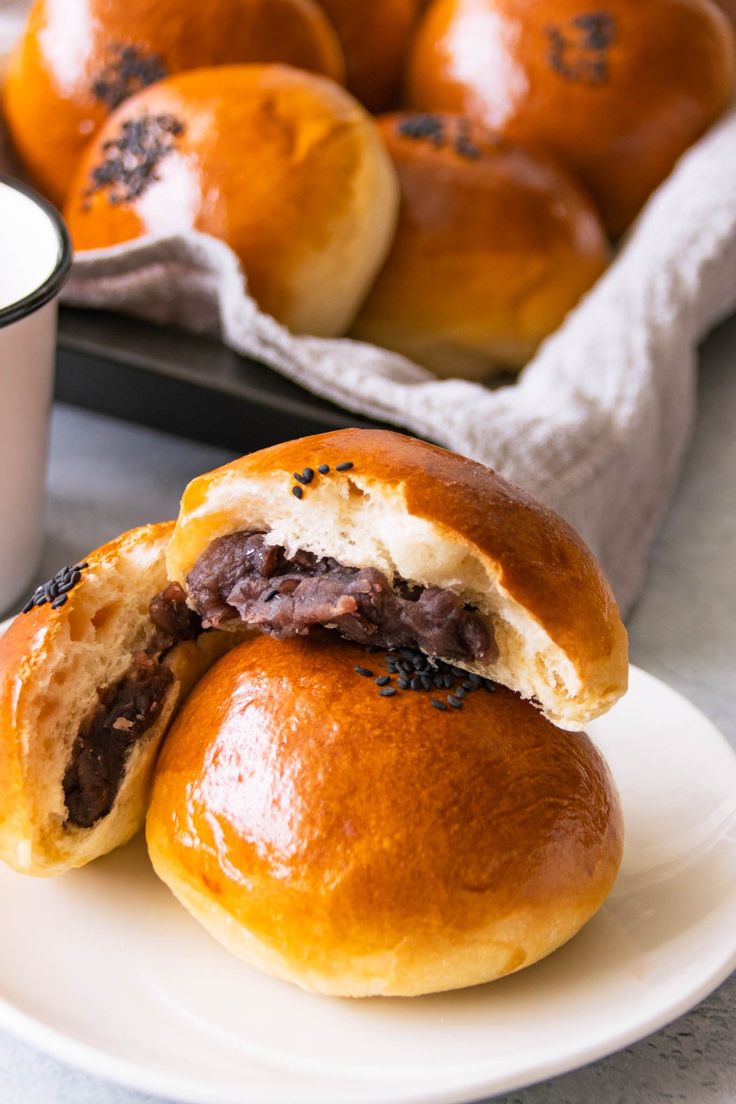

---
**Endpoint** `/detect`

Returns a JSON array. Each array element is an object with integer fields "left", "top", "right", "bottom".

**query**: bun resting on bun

[
  {"left": 146, "top": 634, "right": 624, "bottom": 997},
  {"left": 0, "top": 523, "right": 236, "bottom": 877},
  {"left": 352, "top": 113, "right": 611, "bottom": 379},
  {"left": 63, "top": 65, "right": 399, "bottom": 338},
  {"left": 406, "top": 0, "right": 736, "bottom": 235},
  {"left": 2, "top": 0, "right": 345, "bottom": 207},
  {"left": 166, "top": 429, "right": 628, "bottom": 729},
  {"left": 314, "top": 0, "right": 420, "bottom": 111}
]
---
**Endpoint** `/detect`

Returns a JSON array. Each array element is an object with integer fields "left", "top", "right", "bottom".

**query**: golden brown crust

[
  {"left": 406, "top": 0, "right": 736, "bottom": 234},
  {"left": 62, "top": 65, "right": 399, "bottom": 337},
  {"left": 147, "top": 634, "right": 624, "bottom": 996},
  {"left": 0, "top": 523, "right": 239, "bottom": 876},
  {"left": 314, "top": 0, "right": 420, "bottom": 111},
  {"left": 167, "top": 428, "right": 628, "bottom": 721},
  {"left": 352, "top": 112, "right": 611, "bottom": 378},
  {"left": 2, "top": 0, "right": 345, "bottom": 207},
  {"left": 0, "top": 523, "right": 174, "bottom": 874}
]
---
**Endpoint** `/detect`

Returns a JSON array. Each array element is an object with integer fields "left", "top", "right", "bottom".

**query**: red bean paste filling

[
  {"left": 187, "top": 531, "right": 495, "bottom": 662},
  {"left": 62, "top": 584, "right": 201, "bottom": 830}
]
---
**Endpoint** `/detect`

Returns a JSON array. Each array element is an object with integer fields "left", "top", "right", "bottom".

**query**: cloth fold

[{"left": 1, "top": 0, "right": 734, "bottom": 614}]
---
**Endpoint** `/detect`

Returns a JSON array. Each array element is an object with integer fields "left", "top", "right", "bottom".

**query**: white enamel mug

[{"left": 0, "top": 177, "right": 71, "bottom": 614}]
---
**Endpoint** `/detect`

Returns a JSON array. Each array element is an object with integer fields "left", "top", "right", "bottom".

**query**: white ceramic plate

[{"left": 0, "top": 648, "right": 733, "bottom": 1104}]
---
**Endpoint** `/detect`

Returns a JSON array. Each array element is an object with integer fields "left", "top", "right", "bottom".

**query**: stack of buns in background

[{"left": 2, "top": 0, "right": 734, "bottom": 377}]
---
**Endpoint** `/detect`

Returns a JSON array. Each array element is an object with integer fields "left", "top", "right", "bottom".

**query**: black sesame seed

[
  {"left": 293, "top": 472, "right": 308, "bottom": 485},
  {"left": 431, "top": 699, "right": 448, "bottom": 711},
  {"left": 21, "top": 598, "right": 35, "bottom": 614},
  {"left": 451, "top": 666, "right": 466, "bottom": 678},
  {"left": 375, "top": 675, "right": 391, "bottom": 686},
  {"left": 455, "top": 687, "right": 466, "bottom": 698},
  {"left": 379, "top": 687, "right": 397, "bottom": 697},
  {"left": 398, "top": 114, "right": 446, "bottom": 146},
  {"left": 292, "top": 485, "right": 303, "bottom": 500},
  {"left": 84, "top": 111, "right": 184, "bottom": 206},
  {"left": 483, "top": 680, "right": 497, "bottom": 692},
  {"left": 301, "top": 467, "right": 314, "bottom": 484},
  {"left": 421, "top": 674, "right": 432, "bottom": 690},
  {"left": 413, "top": 654, "right": 427, "bottom": 670},
  {"left": 263, "top": 589, "right": 279, "bottom": 602},
  {"left": 448, "top": 695, "right": 463, "bottom": 709},
  {"left": 91, "top": 44, "right": 167, "bottom": 110},
  {"left": 51, "top": 595, "right": 68, "bottom": 609},
  {"left": 410, "top": 676, "right": 423, "bottom": 691},
  {"left": 398, "top": 678, "right": 410, "bottom": 690},
  {"left": 354, "top": 666, "right": 373, "bottom": 678},
  {"left": 77, "top": 562, "right": 89, "bottom": 569},
  {"left": 433, "top": 675, "right": 445, "bottom": 689},
  {"left": 317, "top": 463, "right": 330, "bottom": 474},
  {"left": 462, "top": 679, "right": 475, "bottom": 691},
  {"left": 399, "top": 648, "right": 416, "bottom": 661},
  {"left": 336, "top": 461, "right": 354, "bottom": 471},
  {"left": 35, "top": 594, "right": 48, "bottom": 606}
]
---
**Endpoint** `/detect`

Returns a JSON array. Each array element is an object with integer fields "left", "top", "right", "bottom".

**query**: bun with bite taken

[
  {"left": 0, "top": 523, "right": 237, "bottom": 876},
  {"left": 166, "top": 428, "right": 628, "bottom": 729}
]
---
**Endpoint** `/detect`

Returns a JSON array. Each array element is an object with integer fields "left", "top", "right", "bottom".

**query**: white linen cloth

[{"left": 1, "top": 0, "right": 734, "bottom": 614}]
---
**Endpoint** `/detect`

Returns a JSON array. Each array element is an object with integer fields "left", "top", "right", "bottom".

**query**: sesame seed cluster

[{"left": 355, "top": 645, "right": 497, "bottom": 712}]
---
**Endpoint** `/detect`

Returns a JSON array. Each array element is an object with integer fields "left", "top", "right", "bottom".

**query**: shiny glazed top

[
  {"left": 2, "top": 0, "right": 345, "bottom": 206},
  {"left": 407, "top": 0, "right": 736, "bottom": 234},
  {"left": 167, "top": 428, "right": 628, "bottom": 704},
  {"left": 147, "top": 633, "right": 624, "bottom": 970},
  {"left": 352, "top": 112, "right": 610, "bottom": 374},
  {"left": 63, "top": 65, "right": 394, "bottom": 336}
]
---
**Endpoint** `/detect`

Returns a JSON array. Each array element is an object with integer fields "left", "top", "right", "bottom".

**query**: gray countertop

[{"left": 1, "top": 314, "right": 735, "bottom": 1104}]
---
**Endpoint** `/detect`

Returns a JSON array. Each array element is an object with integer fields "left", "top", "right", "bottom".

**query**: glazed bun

[
  {"left": 166, "top": 429, "right": 628, "bottom": 729},
  {"left": 407, "top": 0, "right": 736, "bottom": 234},
  {"left": 0, "top": 524, "right": 234, "bottom": 876},
  {"left": 63, "top": 65, "right": 399, "bottom": 338},
  {"left": 147, "top": 634, "right": 624, "bottom": 997},
  {"left": 352, "top": 113, "right": 611, "bottom": 379},
  {"left": 2, "top": 0, "right": 345, "bottom": 207},
  {"left": 314, "top": 0, "right": 420, "bottom": 111}
]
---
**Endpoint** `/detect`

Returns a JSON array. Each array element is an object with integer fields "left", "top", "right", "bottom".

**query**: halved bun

[
  {"left": 0, "top": 523, "right": 235, "bottom": 876},
  {"left": 147, "top": 634, "right": 624, "bottom": 997},
  {"left": 167, "top": 429, "right": 628, "bottom": 728}
]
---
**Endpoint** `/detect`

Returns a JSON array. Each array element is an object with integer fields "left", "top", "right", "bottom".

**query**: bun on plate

[
  {"left": 314, "top": 0, "right": 420, "bottom": 111},
  {"left": 0, "top": 523, "right": 235, "bottom": 876},
  {"left": 406, "top": 0, "right": 736, "bottom": 234},
  {"left": 352, "top": 112, "right": 610, "bottom": 379},
  {"left": 166, "top": 428, "right": 628, "bottom": 729},
  {"left": 63, "top": 65, "right": 399, "bottom": 338},
  {"left": 146, "top": 633, "right": 624, "bottom": 996},
  {"left": 2, "top": 0, "right": 345, "bottom": 207}
]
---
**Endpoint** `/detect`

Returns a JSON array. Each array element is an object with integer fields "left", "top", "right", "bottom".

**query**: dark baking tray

[{"left": 55, "top": 307, "right": 390, "bottom": 451}]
